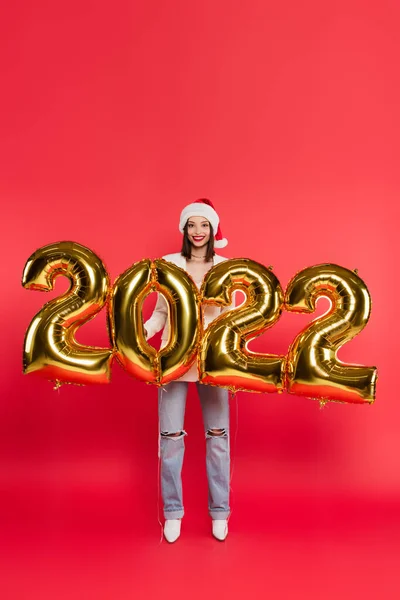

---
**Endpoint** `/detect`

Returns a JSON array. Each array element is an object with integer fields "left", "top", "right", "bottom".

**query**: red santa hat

[{"left": 179, "top": 198, "right": 228, "bottom": 248}]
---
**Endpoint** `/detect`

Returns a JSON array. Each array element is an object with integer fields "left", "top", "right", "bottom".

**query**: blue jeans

[{"left": 158, "top": 381, "right": 230, "bottom": 520}]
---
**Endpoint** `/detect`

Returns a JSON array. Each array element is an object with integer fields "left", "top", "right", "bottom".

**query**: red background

[{"left": 1, "top": 1, "right": 399, "bottom": 598}]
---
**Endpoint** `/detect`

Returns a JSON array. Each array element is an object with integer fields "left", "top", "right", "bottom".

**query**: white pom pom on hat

[{"left": 179, "top": 198, "right": 228, "bottom": 248}]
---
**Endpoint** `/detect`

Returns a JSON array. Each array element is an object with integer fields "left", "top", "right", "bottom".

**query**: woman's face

[{"left": 186, "top": 216, "right": 211, "bottom": 248}]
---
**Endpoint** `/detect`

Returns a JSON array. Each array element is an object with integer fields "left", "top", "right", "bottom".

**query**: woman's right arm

[{"left": 143, "top": 293, "right": 168, "bottom": 340}]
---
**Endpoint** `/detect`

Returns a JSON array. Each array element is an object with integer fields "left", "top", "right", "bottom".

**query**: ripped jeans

[{"left": 158, "top": 381, "right": 230, "bottom": 521}]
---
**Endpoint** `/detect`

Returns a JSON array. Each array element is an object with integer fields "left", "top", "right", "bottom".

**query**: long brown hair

[{"left": 181, "top": 221, "right": 215, "bottom": 261}]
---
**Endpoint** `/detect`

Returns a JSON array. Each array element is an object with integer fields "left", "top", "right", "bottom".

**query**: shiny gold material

[
  {"left": 110, "top": 259, "right": 200, "bottom": 385},
  {"left": 109, "top": 259, "right": 158, "bottom": 383},
  {"left": 22, "top": 242, "right": 113, "bottom": 385},
  {"left": 154, "top": 259, "right": 201, "bottom": 385},
  {"left": 284, "top": 264, "right": 377, "bottom": 404},
  {"left": 199, "top": 259, "right": 285, "bottom": 393}
]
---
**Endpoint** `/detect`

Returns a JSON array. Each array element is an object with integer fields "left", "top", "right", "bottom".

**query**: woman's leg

[
  {"left": 158, "top": 381, "right": 189, "bottom": 520},
  {"left": 196, "top": 383, "right": 230, "bottom": 520}
]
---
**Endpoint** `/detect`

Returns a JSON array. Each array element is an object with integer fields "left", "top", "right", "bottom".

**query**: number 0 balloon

[{"left": 109, "top": 258, "right": 200, "bottom": 385}]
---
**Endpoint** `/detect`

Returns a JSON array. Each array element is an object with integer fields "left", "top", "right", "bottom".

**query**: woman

[{"left": 144, "top": 199, "right": 232, "bottom": 543}]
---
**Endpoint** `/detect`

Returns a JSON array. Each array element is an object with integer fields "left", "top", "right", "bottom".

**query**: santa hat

[{"left": 179, "top": 198, "right": 228, "bottom": 248}]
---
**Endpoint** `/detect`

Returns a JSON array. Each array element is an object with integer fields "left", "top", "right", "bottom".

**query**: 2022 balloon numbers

[{"left": 22, "top": 242, "right": 377, "bottom": 404}]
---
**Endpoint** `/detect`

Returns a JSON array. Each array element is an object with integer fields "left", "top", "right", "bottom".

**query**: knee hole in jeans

[
  {"left": 160, "top": 431, "right": 185, "bottom": 438},
  {"left": 206, "top": 428, "right": 227, "bottom": 437}
]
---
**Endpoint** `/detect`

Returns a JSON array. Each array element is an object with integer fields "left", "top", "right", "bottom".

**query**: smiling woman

[
  {"left": 180, "top": 198, "right": 227, "bottom": 263},
  {"left": 182, "top": 216, "right": 213, "bottom": 280},
  {"left": 143, "top": 198, "right": 232, "bottom": 544},
  {"left": 186, "top": 216, "right": 211, "bottom": 249}
]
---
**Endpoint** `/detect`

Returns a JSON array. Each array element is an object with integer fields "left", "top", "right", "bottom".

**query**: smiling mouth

[{"left": 192, "top": 236, "right": 205, "bottom": 241}]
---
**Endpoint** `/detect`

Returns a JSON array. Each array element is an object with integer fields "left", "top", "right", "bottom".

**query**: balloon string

[
  {"left": 227, "top": 390, "right": 239, "bottom": 526},
  {"left": 157, "top": 385, "right": 169, "bottom": 544}
]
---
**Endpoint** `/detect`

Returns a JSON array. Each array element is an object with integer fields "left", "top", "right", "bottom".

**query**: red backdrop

[{"left": 1, "top": 1, "right": 399, "bottom": 598}]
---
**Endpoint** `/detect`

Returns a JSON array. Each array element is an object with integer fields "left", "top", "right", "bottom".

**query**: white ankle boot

[
  {"left": 212, "top": 519, "right": 228, "bottom": 541},
  {"left": 164, "top": 519, "right": 181, "bottom": 543}
]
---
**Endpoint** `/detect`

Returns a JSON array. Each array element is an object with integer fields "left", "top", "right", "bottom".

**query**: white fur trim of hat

[{"left": 178, "top": 199, "right": 228, "bottom": 248}]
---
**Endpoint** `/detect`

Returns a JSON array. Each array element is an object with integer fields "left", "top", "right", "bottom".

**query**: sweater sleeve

[{"left": 143, "top": 293, "right": 169, "bottom": 340}]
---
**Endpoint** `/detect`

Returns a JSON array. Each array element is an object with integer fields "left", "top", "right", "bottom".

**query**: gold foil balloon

[
  {"left": 109, "top": 259, "right": 158, "bottom": 383},
  {"left": 22, "top": 242, "right": 113, "bottom": 386},
  {"left": 110, "top": 258, "right": 200, "bottom": 385},
  {"left": 199, "top": 259, "right": 285, "bottom": 393},
  {"left": 154, "top": 259, "right": 201, "bottom": 385},
  {"left": 284, "top": 264, "right": 377, "bottom": 404}
]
